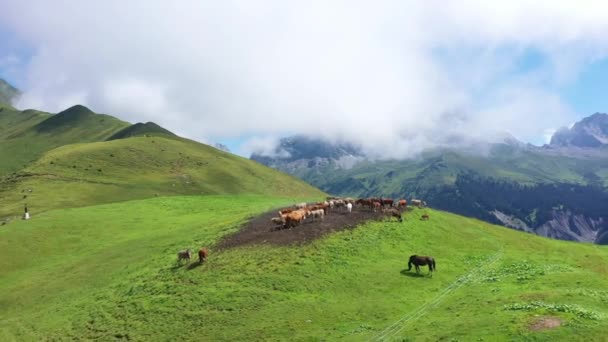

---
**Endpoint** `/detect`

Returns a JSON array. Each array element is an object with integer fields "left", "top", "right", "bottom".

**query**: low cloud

[{"left": 2, "top": 1, "right": 608, "bottom": 158}]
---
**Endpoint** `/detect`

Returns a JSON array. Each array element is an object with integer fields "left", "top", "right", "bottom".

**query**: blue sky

[{"left": 2, "top": 1, "right": 608, "bottom": 158}]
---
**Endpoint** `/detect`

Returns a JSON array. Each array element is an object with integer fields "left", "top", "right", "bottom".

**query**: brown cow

[
  {"left": 279, "top": 208, "right": 294, "bottom": 215},
  {"left": 284, "top": 210, "right": 306, "bottom": 228},
  {"left": 397, "top": 199, "right": 407, "bottom": 209},
  {"left": 381, "top": 198, "right": 394, "bottom": 207},
  {"left": 198, "top": 248, "right": 209, "bottom": 263},
  {"left": 421, "top": 213, "right": 430, "bottom": 221},
  {"left": 372, "top": 201, "right": 382, "bottom": 212},
  {"left": 383, "top": 208, "right": 403, "bottom": 222}
]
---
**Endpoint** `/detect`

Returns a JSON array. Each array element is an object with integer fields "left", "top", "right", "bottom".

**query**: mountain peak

[
  {"left": 550, "top": 113, "right": 608, "bottom": 148},
  {"left": 34, "top": 104, "right": 98, "bottom": 132},
  {"left": 0, "top": 79, "right": 21, "bottom": 105},
  {"left": 107, "top": 121, "right": 176, "bottom": 140},
  {"left": 59, "top": 104, "right": 96, "bottom": 117}
]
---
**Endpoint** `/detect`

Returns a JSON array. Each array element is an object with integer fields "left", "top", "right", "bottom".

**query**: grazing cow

[
  {"left": 346, "top": 202, "right": 353, "bottom": 213},
  {"left": 315, "top": 201, "right": 330, "bottom": 213},
  {"left": 177, "top": 249, "right": 192, "bottom": 264},
  {"left": 284, "top": 210, "right": 306, "bottom": 228},
  {"left": 279, "top": 208, "right": 293, "bottom": 215},
  {"left": 310, "top": 209, "right": 325, "bottom": 221},
  {"left": 271, "top": 217, "right": 285, "bottom": 226},
  {"left": 198, "top": 248, "right": 209, "bottom": 263},
  {"left": 381, "top": 198, "right": 394, "bottom": 207},
  {"left": 372, "top": 201, "right": 382, "bottom": 212},
  {"left": 356, "top": 198, "right": 372, "bottom": 210},
  {"left": 411, "top": 199, "right": 426, "bottom": 208},
  {"left": 397, "top": 199, "right": 407, "bottom": 209},
  {"left": 382, "top": 208, "right": 403, "bottom": 222},
  {"left": 308, "top": 203, "right": 329, "bottom": 215},
  {"left": 334, "top": 199, "right": 346, "bottom": 210},
  {"left": 421, "top": 213, "right": 430, "bottom": 221}
]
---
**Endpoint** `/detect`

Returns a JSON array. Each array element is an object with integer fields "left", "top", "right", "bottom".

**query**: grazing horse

[
  {"left": 383, "top": 208, "right": 403, "bottom": 222},
  {"left": 407, "top": 255, "right": 436, "bottom": 275},
  {"left": 198, "top": 248, "right": 209, "bottom": 263},
  {"left": 421, "top": 213, "right": 430, "bottom": 221},
  {"left": 177, "top": 249, "right": 192, "bottom": 264}
]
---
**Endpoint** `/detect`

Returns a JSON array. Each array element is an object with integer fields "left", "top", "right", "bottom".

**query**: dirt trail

[{"left": 218, "top": 206, "right": 404, "bottom": 249}]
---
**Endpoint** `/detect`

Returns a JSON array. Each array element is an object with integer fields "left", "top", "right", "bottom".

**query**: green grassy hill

[
  {"left": 0, "top": 135, "right": 325, "bottom": 219},
  {"left": 0, "top": 104, "right": 130, "bottom": 175},
  {"left": 1, "top": 195, "right": 607, "bottom": 341}
]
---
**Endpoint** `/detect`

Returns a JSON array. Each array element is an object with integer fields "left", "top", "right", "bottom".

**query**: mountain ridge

[{"left": 249, "top": 113, "right": 608, "bottom": 244}]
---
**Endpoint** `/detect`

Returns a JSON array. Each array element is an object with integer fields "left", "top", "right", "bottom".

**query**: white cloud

[
  {"left": 240, "top": 136, "right": 290, "bottom": 158},
  {"left": 2, "top": 1, "right": 608, "bottom": 158}
]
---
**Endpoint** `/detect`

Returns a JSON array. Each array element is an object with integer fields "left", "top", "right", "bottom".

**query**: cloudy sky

[{"left": 1, "top": 1, "right": 608, "bottom": 157}]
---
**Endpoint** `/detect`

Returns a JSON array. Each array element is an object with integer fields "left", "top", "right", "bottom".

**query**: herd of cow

[
  {"left": 271, "top": 197, "right": 428, "bottom": 229},
  {"left": 176, "top": 197, "right": 430, "bottom": 267}
]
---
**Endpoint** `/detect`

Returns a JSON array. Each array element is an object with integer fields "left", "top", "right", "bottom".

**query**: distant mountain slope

[
  {"left": 0, "top": 79, "right": 20, "bottom": 105},
  {"left": 0, "top": 135, "right": 325, "bottom": 218},
  {"left": 251, "top": 135, "right": 365, "bottom": 175},
  {"left": 250, "top": 114, "right": 608, "bottom": 244},
  {"left": 107, "top": 122, "right": 176, "bottom": 140},
  {"left": 0, "top": 104, "right": 130, "bottom": 175},
  {"left": 550, "top": 113, "right": 608, "bottom": 147}
]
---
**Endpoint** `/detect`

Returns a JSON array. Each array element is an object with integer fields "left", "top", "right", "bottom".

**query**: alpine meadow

[{"left": 2, "top": 2, "right": 608, "bottom": 341}]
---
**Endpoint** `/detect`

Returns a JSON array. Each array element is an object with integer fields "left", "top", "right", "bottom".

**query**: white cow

[
  {"left": 310, "top": 209, "right": 325, "bottom": 221},
  {"left": 346, "top": 202, "right": 353, "bottom": 213}
]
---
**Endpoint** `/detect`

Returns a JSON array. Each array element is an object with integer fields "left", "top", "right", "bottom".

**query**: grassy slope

[
  {"left": 0, "top": 104, "right": 129, "bottom": 176},
  {"left": 0, "top": 136, "right": 325, "bottom": 218},
  {"left": 1, "top": 195, "right": 607, "bottom": 341}
]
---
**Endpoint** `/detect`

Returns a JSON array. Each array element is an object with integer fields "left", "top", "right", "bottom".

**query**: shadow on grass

[
  {"left": 400, "top": 269, "right": 431, "bottom": 278},
  {"left": 187, "top": 261, "right": 205, "bottom": 270}
]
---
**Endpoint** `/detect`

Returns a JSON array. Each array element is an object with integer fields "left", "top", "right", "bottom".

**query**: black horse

[{"left": 407, "top": 255, "right": 436, "bottom": 275}]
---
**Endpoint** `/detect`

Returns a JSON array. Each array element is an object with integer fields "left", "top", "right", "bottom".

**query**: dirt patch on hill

[
  {"left": 217, "top": 207, "right": 402, "bottom": 248},
  {"left": 529, "top": 316, "right": 562, "bottom": 331}
]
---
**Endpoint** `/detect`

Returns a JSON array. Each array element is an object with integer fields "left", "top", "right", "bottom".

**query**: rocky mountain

[
  {"left": 250, "top": 114, "right": 608, "bottom": 244},
  {"left": 550, "top": 113, "right": 608, "bottom": 147},
  {"left": 251, "top": 135, "right": 365, "bottom": 174},
  {"left": 0, "top": 79, "right": 20, "bottom": 105}
]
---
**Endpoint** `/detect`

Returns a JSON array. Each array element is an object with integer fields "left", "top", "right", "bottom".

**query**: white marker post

[{"left": 23, "top": 205, "right": 30, "bottom": 220}]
